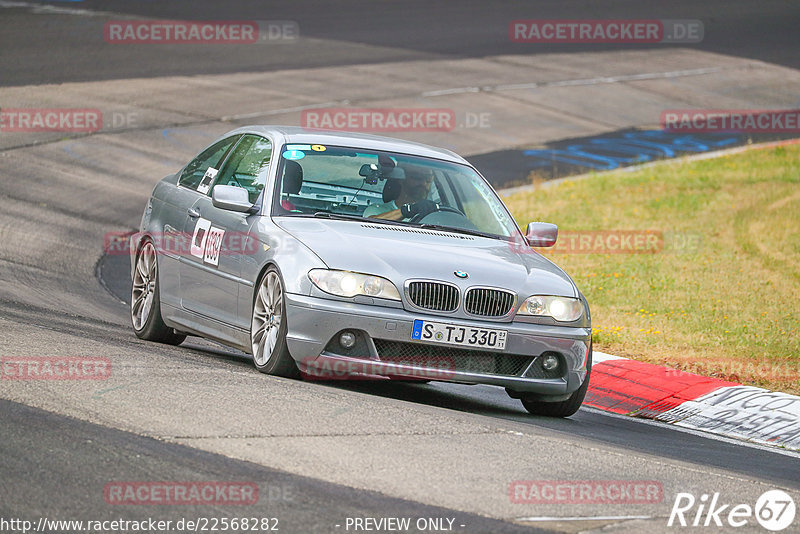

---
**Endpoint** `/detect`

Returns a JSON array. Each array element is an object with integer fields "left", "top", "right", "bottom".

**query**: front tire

[
  {"left": 131, "top": 240, "right": 186, "bottom": 345},
  {"left": 251, "top": 268, "right": 298, "bottom": 377},
  {"left": 521, "top": 353, "right": 592, "bottom": 417}
]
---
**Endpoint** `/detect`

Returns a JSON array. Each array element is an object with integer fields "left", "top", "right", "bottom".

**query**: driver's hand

[{"left": 401, "top": 199, "right": 439, "bottom": 218}]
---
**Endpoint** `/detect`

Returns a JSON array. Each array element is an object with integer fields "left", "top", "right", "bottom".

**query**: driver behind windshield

[{"left": 362, "top": 165, "right": 439, "bottom": 221}]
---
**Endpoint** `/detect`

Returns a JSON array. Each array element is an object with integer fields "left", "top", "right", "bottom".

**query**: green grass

[{"left": 503, "top": 143, "right": 800, "bottom": 394}]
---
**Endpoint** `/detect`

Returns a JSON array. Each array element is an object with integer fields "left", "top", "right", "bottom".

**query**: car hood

[{"left": 275, "top": 218, "right": 578, "bottom": 298}]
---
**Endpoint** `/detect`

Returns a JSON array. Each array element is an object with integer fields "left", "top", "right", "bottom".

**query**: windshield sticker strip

[{"left": 282, "top": 149, "right": 306, "bottom": 160}]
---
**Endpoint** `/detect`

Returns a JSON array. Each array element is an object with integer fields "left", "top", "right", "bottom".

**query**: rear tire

[
  {"left": 251, "top": 267, "right": 299, "bottom": 378},
  {"left": 521, "top": 352, "right": 591, "bottom": 417},
  {"left": 131, "top": 240, "right": 186, "bottom": 345}
]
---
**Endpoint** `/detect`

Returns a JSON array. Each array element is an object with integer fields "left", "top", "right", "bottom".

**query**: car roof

[{"left": 223, "top": 125, "right": 468, "bottom": 164}]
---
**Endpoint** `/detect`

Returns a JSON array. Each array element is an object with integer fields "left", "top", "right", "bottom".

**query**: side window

[
  {"left": 177, "top": 135, "right": 240, "bottom": 190},
  {"left": 213, "top": 135, "right": 272, "bottom": 203}
]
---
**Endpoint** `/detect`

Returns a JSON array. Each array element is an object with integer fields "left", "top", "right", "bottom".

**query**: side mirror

[
  {"left": 212, "top": 185, "right": 255, "bottom": 213},
  {"left": 526, "top": 222, "right": 558, "bottom": 247}
]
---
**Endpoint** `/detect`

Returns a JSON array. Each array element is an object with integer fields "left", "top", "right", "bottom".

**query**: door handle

[{"left": 187, "top": 208, "right": 201, "bottom": 218}]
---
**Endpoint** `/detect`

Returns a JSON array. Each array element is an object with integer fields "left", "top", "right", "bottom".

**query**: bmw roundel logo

[{"left": 454, "top": 270, "right": 469, "bottom": 279}]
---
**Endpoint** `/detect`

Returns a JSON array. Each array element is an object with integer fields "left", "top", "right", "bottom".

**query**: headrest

[
  {"left": 283, "top": 160, "right": 303, "bottom": 194},
  {"left": 382, "top": 178, "right": 403, "bottom": 203}
]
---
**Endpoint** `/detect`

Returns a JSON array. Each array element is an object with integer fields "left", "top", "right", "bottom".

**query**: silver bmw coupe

[{"left": 131, "top": 126, "right": 592, "bottom": 416}]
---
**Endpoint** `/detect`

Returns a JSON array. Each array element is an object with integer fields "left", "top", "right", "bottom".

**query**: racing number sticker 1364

[
  {"left": 190, "top": 217, "right": 225, "bottom": 267},
  {"left": 204, "top": 226, "right": 225, "bottom": 266}
]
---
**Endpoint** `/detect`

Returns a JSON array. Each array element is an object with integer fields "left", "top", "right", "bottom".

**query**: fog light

[
  {"left": 542, "top": 354, "right": 559, "bottom": 371},
  {"left": 339, "top": 331, "right": 357, "bottom": 349}
]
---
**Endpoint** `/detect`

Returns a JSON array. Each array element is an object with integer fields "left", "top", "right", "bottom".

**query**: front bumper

[{"left": 284, "top": 293, "right": 591, "bottom": 395}]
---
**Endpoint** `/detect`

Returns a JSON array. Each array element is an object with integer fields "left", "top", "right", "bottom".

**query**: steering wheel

[{"left": 408, "top": 205, "right": 465, "bottom": 224}]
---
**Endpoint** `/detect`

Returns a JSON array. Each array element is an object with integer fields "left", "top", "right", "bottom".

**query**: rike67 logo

[{"left": 668, "top": 490, "right": 795, "bottom": 531}]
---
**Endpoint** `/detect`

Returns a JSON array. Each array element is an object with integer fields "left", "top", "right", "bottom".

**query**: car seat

[{"left": 282, "top": 160, "right": 303, "bottom": 211}]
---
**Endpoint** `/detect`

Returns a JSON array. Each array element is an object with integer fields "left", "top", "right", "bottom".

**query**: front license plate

[{"left": 411, "top": 319, "right": 507, "bottom": 350}]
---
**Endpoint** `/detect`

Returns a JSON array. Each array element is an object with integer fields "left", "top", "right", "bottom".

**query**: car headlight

[
  {"left": 518, "top": 295, "right": 583, "bottom": 322},
  {"left": 308, "top": 269, "right": 401, "bottom": 300}
]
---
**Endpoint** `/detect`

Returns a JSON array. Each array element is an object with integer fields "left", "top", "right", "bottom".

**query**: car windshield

[{"left": 272, "top": 143, "right": 520, "bottom": 239}]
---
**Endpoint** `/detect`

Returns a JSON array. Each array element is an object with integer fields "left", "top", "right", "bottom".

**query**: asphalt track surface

[
  {"left": 3, "top": 0, "right": 799, "bottom": 86},
  {"left": 0, "top": 398, "right": 545, "bottom": 534},
  {"left": 2, "top": 2, "right": 800, "bottom": 533}
]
